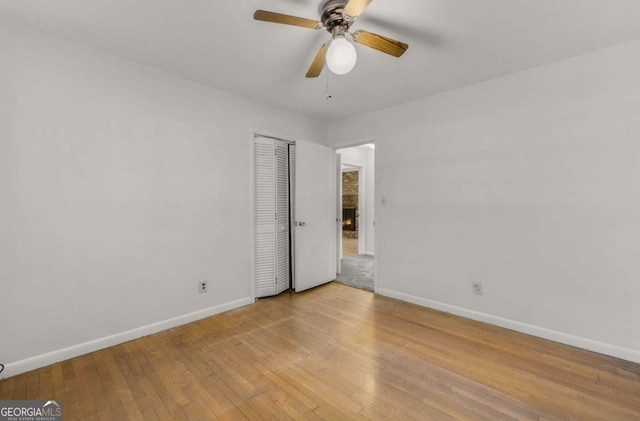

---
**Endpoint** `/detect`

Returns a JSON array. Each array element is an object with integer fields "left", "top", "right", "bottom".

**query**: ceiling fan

[{"left": 254, "top": 0, "right": 409, "bottom": 78}]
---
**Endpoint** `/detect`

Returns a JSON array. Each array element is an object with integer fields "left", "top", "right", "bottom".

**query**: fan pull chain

[{"left": 325, "top": 72, "right": 333, "bottom": 100}]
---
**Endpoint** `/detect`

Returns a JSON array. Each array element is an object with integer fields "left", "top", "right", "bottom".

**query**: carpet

[{"left": 335, "top": 255, "right": 374, "bottom": 291}]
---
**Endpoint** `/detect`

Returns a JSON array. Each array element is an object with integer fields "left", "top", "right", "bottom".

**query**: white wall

[
  {"left": 339, "top": 147, "right": 375, "bottom": 255},
  {"left": 327, "top": 40, "right": 640, "bottom": 362},
  {"left": 0, "top": 20, "right": 324, "bottom": 376}
]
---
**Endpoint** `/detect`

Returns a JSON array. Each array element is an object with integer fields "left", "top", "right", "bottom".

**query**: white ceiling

[{"left": 1, "top": 0, "right": 640, "bottom": 121}]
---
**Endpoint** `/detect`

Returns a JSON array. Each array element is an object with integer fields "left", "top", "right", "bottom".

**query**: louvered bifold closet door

[
  {"left": 275, "top": 141, "right": 290, "bottom": 295},
  {"left": 289, "top": 144, "right": 296, "bottom": 290},
  {"left": 254, "top": 137, "right": 277, "bottom": 298}
]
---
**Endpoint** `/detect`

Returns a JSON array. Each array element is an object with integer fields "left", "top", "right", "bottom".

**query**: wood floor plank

[
  {"left": 342, "top": 236, "right": 358, "bottom": 257},
  {"left": 1, "top": 282, "right": 639, "bottom": 420}
]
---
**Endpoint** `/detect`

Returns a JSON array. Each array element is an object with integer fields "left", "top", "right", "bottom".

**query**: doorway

[{"left": 336, "top": 143, "right": 375, "bottom": 291}]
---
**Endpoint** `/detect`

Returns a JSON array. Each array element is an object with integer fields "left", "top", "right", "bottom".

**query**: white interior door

[
  {"left": 289, "top": 144, "right": 296, "bottom": 290},
  {"left": 254, "top": 136, "right": 292, "bottom": 298},
  {"left": 254, "top": 136, "right": 277, "bottom": 298},
  {"left": 275, "top": 141, "right": 290, "bottom": 295},
  {"left": 295, "top": 140, "right": 336, "bottom": 292}
]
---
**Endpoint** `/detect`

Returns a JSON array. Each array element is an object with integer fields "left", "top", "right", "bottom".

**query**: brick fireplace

[{"left": 342, "top": 170, "right": 358, "bottom": 239}]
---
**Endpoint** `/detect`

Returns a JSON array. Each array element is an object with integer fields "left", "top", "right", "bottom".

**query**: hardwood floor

[
  {"left": 2, "top": 283, "right": 639, "bottom": 420},
  {"left": 342, "top": 235, "right": 358, "bottom": 258}
]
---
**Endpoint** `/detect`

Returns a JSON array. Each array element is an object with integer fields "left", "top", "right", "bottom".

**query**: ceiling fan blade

[
  {"left": 306, "top": 42, "right": 330, "bottom": 78},
  {"left": 352, "top": 30, "right": 409, "bottom": 57},
  {"left": 254, "top": 10, "right": 322, "bottom": 29},
  {"left": 344, "top": 0, "right": 373, "bottom": 19}
]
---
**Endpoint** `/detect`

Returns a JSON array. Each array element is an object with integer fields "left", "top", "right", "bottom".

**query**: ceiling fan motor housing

[{"left": 320, "top": 0, "right": 352, "bottom": 33}]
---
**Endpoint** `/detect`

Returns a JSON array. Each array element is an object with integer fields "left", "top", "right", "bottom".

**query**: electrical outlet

[
  {"left": 199, "top": 281, "right": 208, "bottom": 294},
  {"left": 472, "top": 282, "right": 483, "bottom": 295}
]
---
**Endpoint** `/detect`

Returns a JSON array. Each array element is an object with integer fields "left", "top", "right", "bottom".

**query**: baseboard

[
  {"left": 364, "top": 252, "right": 375, "bottom": 257},
  {"left": 378, "top": 288, "right": 640, "bottom": 364},
  {"left": 1, "top": 297, "right": 252, "bottom": 379}
]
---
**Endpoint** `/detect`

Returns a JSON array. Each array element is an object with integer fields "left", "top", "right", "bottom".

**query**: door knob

[{"left": 297, "top": 221, "right": 306, "bottom": 227}]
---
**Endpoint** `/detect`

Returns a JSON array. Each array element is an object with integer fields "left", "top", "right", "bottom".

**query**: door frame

[{"left": 333, "top": 139, "right": 377, "bottom": 292}]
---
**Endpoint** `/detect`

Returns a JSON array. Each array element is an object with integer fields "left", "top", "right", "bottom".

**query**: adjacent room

[
  {"left": 2, "top": 0, "right": 640, "bottom": 419},
  {"left": 336, "top": 144, "right": 376, "bottom": 291}
]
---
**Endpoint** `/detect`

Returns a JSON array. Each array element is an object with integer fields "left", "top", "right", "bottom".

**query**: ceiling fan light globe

[{"left": 326, "top": 36, "right": 357, "bottom": 75}]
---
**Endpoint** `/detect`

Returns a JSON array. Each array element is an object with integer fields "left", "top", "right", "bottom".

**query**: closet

[
  {"left": 253, "top": 136, "right": 295, "bottom": 297},
  {"left": 253, "top": 134, "right": 336, "bottom": 298}
]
